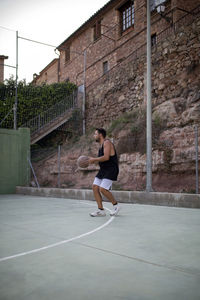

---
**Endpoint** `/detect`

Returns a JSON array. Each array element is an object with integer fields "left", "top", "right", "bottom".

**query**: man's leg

[
  {"left": 99, "top": 179, "right": 120, "bottom": 216},
  {"left": 93, "top": 184, "right": 103, "bottom": 209},
  {"left": 90, "top": 178, "right": 106, "bottom": 217},
  {"left": 99, "top": 187, "right": 117, "bottom": 205},
  {"left": 100, "top": 187, "right": 120, "bottom": 216}
]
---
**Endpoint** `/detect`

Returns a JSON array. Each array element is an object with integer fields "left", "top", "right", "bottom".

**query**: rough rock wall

[
  {"left": 86, "top": 16, "right": 200, "bottom": 129},
  {"left": 32, "top": 16, "right": 200, "bottom": 193},
  {"left": 32, "top": 124, "right": 199, "bottom": 193}
]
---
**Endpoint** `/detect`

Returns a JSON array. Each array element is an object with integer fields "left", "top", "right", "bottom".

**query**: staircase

[{"left": 22, "top": 92, "right": 79, "bottom": 144}]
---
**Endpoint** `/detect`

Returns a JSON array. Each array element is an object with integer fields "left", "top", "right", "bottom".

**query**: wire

[
  {"left": 18, "top": 36, "right": 56, "bottom": 48},
  {"left": 0, "top": 25, "right": 16, "bottom": 32},
  {"left": 0, "top": 63, "right": 16, "bottom": 69}
]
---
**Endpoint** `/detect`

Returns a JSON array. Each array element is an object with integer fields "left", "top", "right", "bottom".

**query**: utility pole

[
  {"left": 14, "top": 30, "right": 18, "bottom": 130},
  {"left": 82, "top": 49, "right": 86, "bottom": 135},
  {"left": 146, "top": 0, "right": 153, "bottom": 192},
  {"left": 195, "top": 125, "right": 199, "bottom": 194}
]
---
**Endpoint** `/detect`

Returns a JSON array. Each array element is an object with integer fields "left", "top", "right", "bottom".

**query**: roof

[
  {"left": 0, "top": 55, "right": 9, "bottom": 59},
  {"left": 57, "top": 0, "right": 119, "bottom": 50},
  {"left": 32, "top": 58, "right": 59, "bottom": 82},
  {"left": 39, "top": 58, "right": 59, "bottom": 75}
]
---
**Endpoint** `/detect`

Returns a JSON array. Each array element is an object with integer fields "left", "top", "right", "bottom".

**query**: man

[{"left": 89, "top": 128, "right": 120, "bottom": 217}]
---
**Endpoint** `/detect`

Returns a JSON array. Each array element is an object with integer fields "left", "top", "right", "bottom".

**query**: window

[
  {"left": 151, "top": 33, "right": 157, "bottom": 47},
  {"left": 93, "top": 20, "right": 101, "bottom": 41},
  {"left": 120, "top": 1, "right": 135, "bottom": 32},
  {"left": 103, "top": 61, "right": 109, "bottom": 74},
  {"left": 65, "top": 47, "right": 70, "bottom": 62}
]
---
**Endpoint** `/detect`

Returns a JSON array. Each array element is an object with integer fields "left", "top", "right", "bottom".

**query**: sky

[{"left": 0, "top": 0, "right": 109, "bottom": 83}]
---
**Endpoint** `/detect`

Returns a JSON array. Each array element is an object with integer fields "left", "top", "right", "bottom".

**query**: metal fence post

[
  {"left": 57, "top": 144, "right": 61, "bottom": 188},
  {"left": 14, "top": 30, "right": 18, "bottom": 130},
  {"left": 38, "top": 115, "right": 40, "bottom": 129},
  {"left": 195, "top": 125, "right": 199, "bottom": 194},
  {"left": 146, "top": 0, "right": 153, "bottom": 192},
  {"left": 28, "top": 158, "right": 40, "bottom": 188}
]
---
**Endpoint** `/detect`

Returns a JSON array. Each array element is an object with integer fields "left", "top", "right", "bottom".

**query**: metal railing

[
  {"left": 22, "top": 91, "right": 77, "bottom": 135},
  {"left": 0, "top": 107, "right": 13, "bottom": 127}
]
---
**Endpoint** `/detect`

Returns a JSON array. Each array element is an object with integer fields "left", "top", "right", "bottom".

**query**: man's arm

[{"left": 89, "top": 140, "right": 111, "bottom": 164}]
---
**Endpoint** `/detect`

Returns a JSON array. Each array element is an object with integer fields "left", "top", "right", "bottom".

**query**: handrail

[{"left": 22, "top": 90, "right": 77, "bottom": 135}]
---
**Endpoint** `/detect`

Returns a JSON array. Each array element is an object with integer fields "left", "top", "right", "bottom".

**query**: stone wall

[
  {"left": 58, "top": 0, "right": 176, "bottom": 87},
  {"left": 83, "top": 12, "right": 200, "bottom": 192},
  {"left": 33, "top": 58, "right": 59, "bottom": 85},
  {"left": 86, "top": 12, "right": 200, "bottom": 129},
  {"left": 32, "top": 122, "right": 200, "bottom": 193},
  {"left": 33, "top": 1, "right": 200, "bottom": 88},
  {"left": 118, "top": 125, "right": 199, "bottom": 192},
  {"left": 32, "top": 4, "right": 200, "bottom": 193}
]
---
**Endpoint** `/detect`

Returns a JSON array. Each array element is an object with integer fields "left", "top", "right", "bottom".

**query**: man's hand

[{"left": 89, "top": 157, "right": 97, "bottom": 164}]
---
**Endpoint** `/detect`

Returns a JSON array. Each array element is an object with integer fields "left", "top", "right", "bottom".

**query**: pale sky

[{"left": 0, "top": 0, "right": 109, "bottom": 83}]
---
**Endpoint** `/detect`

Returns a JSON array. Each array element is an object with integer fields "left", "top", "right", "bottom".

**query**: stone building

[
  {"left": 56, "top": 0, "right": 198, "bottom": 89},
  {"left": 33, "top": 0, "right": 200, "bottom": 127},
  {"left": 32, "top": 0, "right": 200, "bottom": 192},
  {"left": 33, "top": 0, "right": 199, "bottom": 88},
  {"left": 32, "top": 58, "right": 59, "bottom": 85},
  {"left": 0, "top": 55, "right": 8, "bottom": 83}
]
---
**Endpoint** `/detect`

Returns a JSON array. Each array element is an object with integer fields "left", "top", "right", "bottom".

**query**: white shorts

[{"left": 93, "top": 177, "right": 113, "bottom": 191}]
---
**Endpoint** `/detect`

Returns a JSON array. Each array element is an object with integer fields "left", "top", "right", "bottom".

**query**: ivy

[{"left": 0, "top": 76, "right": 77, "bottom": 128}]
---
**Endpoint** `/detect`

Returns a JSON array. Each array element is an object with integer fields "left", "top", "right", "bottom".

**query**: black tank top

[{"left": 96, "top": 140, "right": 119, "bottom": 181}]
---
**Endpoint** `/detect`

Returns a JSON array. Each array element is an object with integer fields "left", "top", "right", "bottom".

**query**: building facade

[
  {"left": 34, "top": 0, "right": 199, "bottom": 88},
  {"left": 33, "top": 0, "right": 200, "bottom": 129},
  {"left": 32, "top": 58, "right": 59, "bottom": 85},
  {"left": 57, "top": 0, "right": 198, "bottom": 87},
  {"left": 31, "top": 0, "right": 200, "bottom": 192}
]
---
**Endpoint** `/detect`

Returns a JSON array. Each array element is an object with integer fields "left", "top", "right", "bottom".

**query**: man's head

[{"left": 94, "top": 128, "right": 106, "bottom": 142}]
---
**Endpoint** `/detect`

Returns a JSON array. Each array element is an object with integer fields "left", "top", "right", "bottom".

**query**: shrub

[{"left": 0, "top": 76, "right": 77, "bottom": 128}]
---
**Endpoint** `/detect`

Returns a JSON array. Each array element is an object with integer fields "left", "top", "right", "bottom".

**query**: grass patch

[
  {"left": 107, "top": 110, "right": 138, "bottom": 136},
  {"left": 107, "top": 108, "right": 167, "bottom": 155}
]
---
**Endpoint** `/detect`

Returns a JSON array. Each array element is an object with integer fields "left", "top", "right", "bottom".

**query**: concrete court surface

[{"left": 0, "top": 194, "right": 200, "bottom": 300}]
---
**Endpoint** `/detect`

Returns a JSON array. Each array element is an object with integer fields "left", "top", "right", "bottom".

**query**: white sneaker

[
  {"left": 90, "top": 209, "right": 106, "bottom": 217},
  {"left": 110, "top": 204, "right": 120, "bottom": 216}
]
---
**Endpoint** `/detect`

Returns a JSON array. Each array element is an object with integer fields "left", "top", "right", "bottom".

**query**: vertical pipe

[
  {"left": 195, "top": 125, "right": 199, "bottom": 194},
  {"left": 14, "top": 30, "right": 18, "bottom": 130},
  {"left": 27, "top": 151, "right": 29, "bottom": 186},
  {"left": 82, "top": 50, "right": 86, "bottom": 135},
  {"left": 146, "top": 0, "right": 153, "bottom": 192},
  {"left": 38, "top": 115, "right": 40, "bottom": 130},
  {"left": 57, "top": 144, "right": 61, "bottom": 188}
]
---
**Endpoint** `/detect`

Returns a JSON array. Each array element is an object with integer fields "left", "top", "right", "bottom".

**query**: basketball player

[{"left": 89, "top": 128, "right": 120, "bottom": 217}]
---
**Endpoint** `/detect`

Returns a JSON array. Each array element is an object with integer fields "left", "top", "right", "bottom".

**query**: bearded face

[{"left": 94, "top": 130, "right": 100, "bottom": 142}]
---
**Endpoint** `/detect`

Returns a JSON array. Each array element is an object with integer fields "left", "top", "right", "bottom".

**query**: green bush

[{"left": 0, "top": 76, "right": 77, "bottom": 128}]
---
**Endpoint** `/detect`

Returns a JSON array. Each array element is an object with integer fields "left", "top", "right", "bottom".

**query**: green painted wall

[{"left": 0, "top": 128, "right": 30, "bottom": 194}]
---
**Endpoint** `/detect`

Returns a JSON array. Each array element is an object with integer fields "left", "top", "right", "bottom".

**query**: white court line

[{"left": 0, "top": 203, "right": 114, "bottom": 263}]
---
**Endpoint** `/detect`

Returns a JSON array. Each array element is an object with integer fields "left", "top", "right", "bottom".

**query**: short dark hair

[{"left": 96, "top": 128, "right": 106, "bottom": 138}]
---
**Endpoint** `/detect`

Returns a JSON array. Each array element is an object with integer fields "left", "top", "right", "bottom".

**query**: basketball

[{"left": 77, "top": 155, "right": 89, "bottom": 168}]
